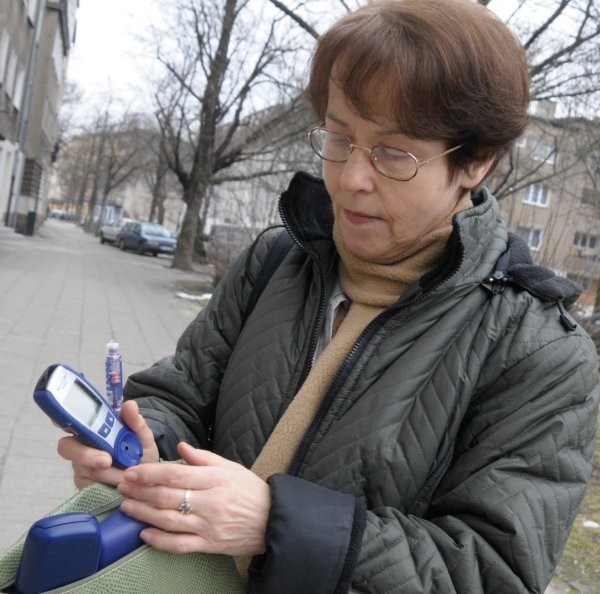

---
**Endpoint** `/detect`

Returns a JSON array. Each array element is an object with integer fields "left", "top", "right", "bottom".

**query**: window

[
  {"left": 51, "top": 30, "right": 64, "bottom": 80},
  {"left": 13, "top": 67, "right": 25, "bottom": 110},
  {"left": 516, "top": 226, "right": 542, "bottom": 251},
  {"left": 523, "top": 184, "right": 550, "bottom": 207},
  {"left": 573, "top": 232, "right": 598, "bottom": 253},
  {"left": 4, "top": 51, "right": 17, "bottom": 99},
  {"left": 581, "top": 188, "right": 597, "bottom": 206},
  {"left": 25, "top": 0, "right": 41, "bottom": 24},
  {"left": 531, "top": 141, "right": 556, "bottom": 165},
  {"left": 584, "top": 150, "right": 600, "bottom": 180},
  {"left": 515, "top": 136, "right": 527, "bottom": 149},
  {"left": 0, "top": 31, "right": 9, "bottom": 85}
]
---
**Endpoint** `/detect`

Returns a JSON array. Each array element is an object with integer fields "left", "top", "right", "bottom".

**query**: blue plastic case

[
  {"left": 15, "top": 510, "right": 148, "bottom": 593},
  {"left": 15, "top": 513, "right": 101, "bottom": 593}
]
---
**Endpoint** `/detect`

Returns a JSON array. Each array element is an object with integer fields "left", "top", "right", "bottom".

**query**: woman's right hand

[{"left": 57, "top": 400, "right": 160, "bottom": 489}]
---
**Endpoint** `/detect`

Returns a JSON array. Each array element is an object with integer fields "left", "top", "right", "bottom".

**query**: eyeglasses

[{"left": 307, "top": 126, "right": 463, "bottom": 182}]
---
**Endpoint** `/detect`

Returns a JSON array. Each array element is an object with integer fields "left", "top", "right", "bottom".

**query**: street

[{"left": 0, "top": 220, "right": 211, "bottom": 552}]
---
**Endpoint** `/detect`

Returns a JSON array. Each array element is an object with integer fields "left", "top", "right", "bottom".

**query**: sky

[
  {"left": 65, "top": 0, "right": 520, "bottom": 109},
  {"left": 64, "top": 0, "right": 566, "bottom": 125},
  {"left": 66, "top": 0, "right": 163, "bottom": 122}
]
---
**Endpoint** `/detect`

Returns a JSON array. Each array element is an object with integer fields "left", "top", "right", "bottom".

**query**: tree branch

[{"left": 267, "top": 0, "right": 319, "bottom": 39}]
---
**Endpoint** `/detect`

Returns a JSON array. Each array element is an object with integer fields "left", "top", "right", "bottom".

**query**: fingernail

[
  {"left": 125, "top": 470, "right": 138, "bottom": 481},
  {"left": 94, "top": 456, "right": 109, "bottom": 468}
]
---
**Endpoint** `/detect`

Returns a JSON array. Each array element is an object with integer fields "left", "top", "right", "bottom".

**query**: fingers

[
  {"left": 117, "top": 455, "right": 270, "bottom": 556},
  {"left": 56, "top": 400, "right": 159, "bottom": 488},
  {"left": 118, "top": 482, "right": 181, "bottom": 510},
  {"left": 58, "top": 435, "right": 125, "bottom": 488},
  {"left": 72, "top": 465, "right": 125, "bottom": 489},
  {"left": 121, "top": 459, "right": 203, "bottom": 489},
  {"left": 139, "top": 529, "right": 207, "bottom": 554},
  {"left": 120, "top": 401, "right": 160, "bottom": 464},
  {"left": 120, "top": 444, "right": 239, "bottom": 488},
  {"left": 57, "top": 435, "right": 112, "bottom": 469},
  {"left": 119, "top": 487, "right": 263, "bottom": 556},
  {"left": 121, "top": 495, "right": 202, "bottom": 535},
  {"left": 177, "top": 442, "right": 240, "bottom": 469}
]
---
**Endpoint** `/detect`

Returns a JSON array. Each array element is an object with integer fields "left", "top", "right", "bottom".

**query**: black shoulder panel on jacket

[{"left": 487, "top": 232, "right": 582, "bottom": 307}]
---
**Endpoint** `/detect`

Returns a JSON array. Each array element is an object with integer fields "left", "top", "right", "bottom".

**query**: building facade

[
  {"left": 491, "top": 103, "right": 600, "bottom": 316},
  {"left": 0, "top": 0, "right": 77, "bottom": 234}
]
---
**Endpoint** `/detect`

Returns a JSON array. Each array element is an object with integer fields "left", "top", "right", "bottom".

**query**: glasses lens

[
  {"left": 372, "top": 147, "right": 418, "bottom": 181},
  {"left": 310, "top": 128, "right": 349, "bottom": 162}
]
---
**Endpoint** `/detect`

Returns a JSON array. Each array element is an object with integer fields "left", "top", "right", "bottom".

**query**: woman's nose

[{"left": 339, "top": 147, "right": 377, "bottom": 193}]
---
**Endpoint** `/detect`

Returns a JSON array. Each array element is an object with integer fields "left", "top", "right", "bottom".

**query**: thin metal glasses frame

[{"left": 307, "top": 126, "right": 463, "bottom": 182}]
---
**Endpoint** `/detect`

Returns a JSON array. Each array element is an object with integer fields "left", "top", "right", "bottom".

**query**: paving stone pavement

[{"left": 0, "top": 220, "right": 212, "bottom": 552}]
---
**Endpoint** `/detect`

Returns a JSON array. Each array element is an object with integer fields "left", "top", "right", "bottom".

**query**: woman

[{"left": 59, "top": 0, "right": 600, "bottom": 592}]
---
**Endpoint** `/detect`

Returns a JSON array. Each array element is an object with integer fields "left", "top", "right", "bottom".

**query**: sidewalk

[{"left": 0, "top": 220, "right": 213, "bottom": 552}]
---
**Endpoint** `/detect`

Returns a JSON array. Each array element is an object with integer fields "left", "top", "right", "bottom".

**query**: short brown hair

[{"left": 306, "top": 0, "right": 530, "bottom": 178}]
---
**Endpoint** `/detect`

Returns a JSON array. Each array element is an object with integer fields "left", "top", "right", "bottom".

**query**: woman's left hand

[{"left": 117, "top": 442, "right": 271, "bottom": 557}]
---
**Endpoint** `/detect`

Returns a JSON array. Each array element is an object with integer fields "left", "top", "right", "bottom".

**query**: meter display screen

[{"left": 63, "top": 379, "right": 102, "bottom": 426}]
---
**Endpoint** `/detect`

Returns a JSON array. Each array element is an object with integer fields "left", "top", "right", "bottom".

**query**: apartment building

[
  {"left": 0, "top": 0, "right": 77, "bottom": 234},
  {"left": 492, "top": 102, "right": 600, "bottom": 316}
]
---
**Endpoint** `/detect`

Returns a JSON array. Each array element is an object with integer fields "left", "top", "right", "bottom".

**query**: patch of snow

[{"left": 176, "top": 292, "right": 212, "bottom": 302}]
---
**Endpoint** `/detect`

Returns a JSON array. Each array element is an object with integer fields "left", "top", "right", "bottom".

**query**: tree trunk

[{"left": 172, "top": 185, "right": 203, "bottom": 270}]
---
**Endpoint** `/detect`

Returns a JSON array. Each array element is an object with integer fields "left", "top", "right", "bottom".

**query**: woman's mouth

[{"left": 344, "top": 209, "right": 380, "bottom": 225}]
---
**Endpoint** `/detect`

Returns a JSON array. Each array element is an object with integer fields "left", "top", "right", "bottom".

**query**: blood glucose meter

[{"left": 33, "top": 364, "right": 143, "bottom": 468}]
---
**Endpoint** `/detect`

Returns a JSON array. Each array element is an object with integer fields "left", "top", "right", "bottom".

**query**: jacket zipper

[
  {"left": 278, "top": 201, "right": 330, "bottom": 394},
  {"left": 287, "top": 225, "right": 468, "bottom": 477}
]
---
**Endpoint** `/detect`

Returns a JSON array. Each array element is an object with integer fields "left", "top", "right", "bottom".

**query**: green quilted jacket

[{"left": 125, "top": 172, "right": 600, "bottom": 594}]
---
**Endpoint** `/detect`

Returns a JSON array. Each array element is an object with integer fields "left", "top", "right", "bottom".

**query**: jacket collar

[
  {"left": 278, "top": 171, "right": 334, "bottom": 246},
  {"left": 278, "top": 171, "right": 502, "bottom": 288},
  {"left": 278, "top": 171, "right": 582, "bottom": 310}
]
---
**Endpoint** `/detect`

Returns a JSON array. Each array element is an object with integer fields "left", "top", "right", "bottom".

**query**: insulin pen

[{"left": 105, "top": 340, "right": 123, "bottom": 412}]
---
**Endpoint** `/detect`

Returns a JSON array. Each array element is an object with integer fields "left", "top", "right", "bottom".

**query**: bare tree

[
  {"left": 502, "top": 0, "right": 600, "bottom": 107},
  {"left": 55, "top": 105, "right": 149, "bottom": 231},
  {"left": 91, "top": 116, "right": 147, "bottom": 233},
  {"left": 54, "top": 133, "right": 94, "bottom": 220},
  {"left": 271, "top": 0, "right": 600, "bottom": 111},
  {"left": 481, "top": 0, "right": 600, "bottom": 199},
  {"left": 271, "top": 0, "right": 600, "bottom": 199},
  {"left": 146, "top": 135, "right": 171, "bottom": 225},
  {"left": 152, "top": 0, "right": 308, "bottom": 270}
]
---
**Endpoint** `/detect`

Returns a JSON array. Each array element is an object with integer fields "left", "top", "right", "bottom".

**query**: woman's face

[{"left": 323, "top": 82, "right": 488, "bottom": 263}]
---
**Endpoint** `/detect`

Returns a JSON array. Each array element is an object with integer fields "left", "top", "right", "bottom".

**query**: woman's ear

[{"left": 461, "top": 157, "right": 496, "bottom": 190}]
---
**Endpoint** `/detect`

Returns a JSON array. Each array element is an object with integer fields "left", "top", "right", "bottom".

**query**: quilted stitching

[{"left": 124, "top": 183, "right": 600, "bottom": 593}]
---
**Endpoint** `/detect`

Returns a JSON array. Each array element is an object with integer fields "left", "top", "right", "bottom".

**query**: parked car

[
  {"left": 99, "top": 217, "right": 136, "bottom": 244},
  {"left": 48, "top": 209, "right": 70, "bottom": 221},
  {"left": 116, "top": 222, "right": 177, "bottom": 256}
]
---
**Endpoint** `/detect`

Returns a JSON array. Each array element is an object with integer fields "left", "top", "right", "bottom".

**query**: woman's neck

[{"left": 335, "top": 193, "right": 472, "bottom": 308}]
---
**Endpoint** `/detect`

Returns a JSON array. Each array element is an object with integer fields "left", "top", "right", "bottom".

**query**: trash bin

[{"left": 25, "top": 211, "right": 36, "bottom": 236}]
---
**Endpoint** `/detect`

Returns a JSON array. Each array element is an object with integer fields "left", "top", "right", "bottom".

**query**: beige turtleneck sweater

[{"left": 236, "top": 192, "right": 472, "bottom": 578}]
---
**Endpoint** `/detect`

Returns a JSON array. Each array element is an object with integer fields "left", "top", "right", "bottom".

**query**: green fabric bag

[{"left": 0, "top": 482, "right": 245, "bottom": 593}]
